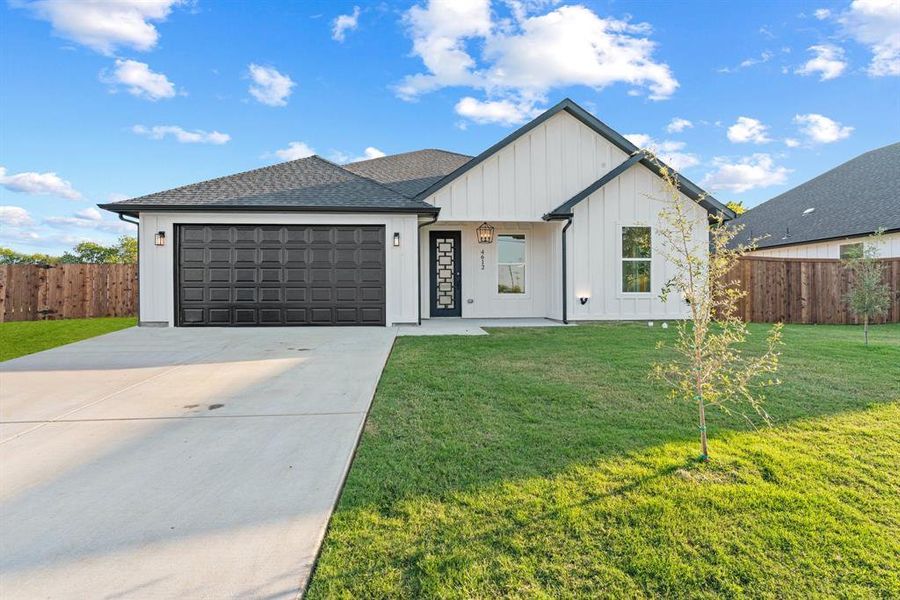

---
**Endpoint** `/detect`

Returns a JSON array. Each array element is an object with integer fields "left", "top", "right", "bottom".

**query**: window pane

[
  {"left": 622, "top": 227, "right": 651, "bottom": 258},
  {"left": 622, "top": 260, "right": 651, "bottom": 293},
  {"left": 498, "top": 234, "right": 526, "bottom": 263},
  {"left": 498, "top": 264, "right": 525, "bottom": 294},
  {"left": 840, "top": 243, "right": 863, "bottom": 259}
]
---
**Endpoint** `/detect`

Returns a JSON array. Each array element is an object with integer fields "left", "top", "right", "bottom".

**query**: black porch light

[
  {"left": 154, "top": 231, "right": 166, "bottom": 246},
  {"left": 476, "top": 222, "right": 495, "bottom": 244}
]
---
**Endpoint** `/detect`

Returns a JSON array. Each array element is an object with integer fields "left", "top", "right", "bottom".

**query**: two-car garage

[{"left": 176, "top": 224, "right": 386, "bottom": 326}]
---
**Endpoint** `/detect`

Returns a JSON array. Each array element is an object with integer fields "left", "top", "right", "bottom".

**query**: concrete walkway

[
  {"left": 398, "top": 317, "right": 572, "bottom": 336},
  {"left": 0, "top": 326, "right": 396, "bottom": 599}
]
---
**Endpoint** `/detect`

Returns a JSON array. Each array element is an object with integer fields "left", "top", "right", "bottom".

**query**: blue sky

[{"left": 1, "top": 0, "right": 898, "bottom": 254}]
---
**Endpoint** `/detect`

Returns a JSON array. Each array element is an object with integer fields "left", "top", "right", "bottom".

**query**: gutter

[
  {"left": 560, "top": 217, "right": 573, "bottom": 324},
  {"left": 118, "top": 213, "right": 140, "bottom": 325},
  {"left": 416, "top": 212, "right": 440, "bottom": 325}
]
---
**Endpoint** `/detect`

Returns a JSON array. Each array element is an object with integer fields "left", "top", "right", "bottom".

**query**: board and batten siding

[
  {"left": 137, "top": 212, "right": 420, "bottom": 326},
  {"left": 749, "top": 231, "right": 900, "bottom": 259},
  {"left": 423, "top": 111, "right": 630, "bottom": 222},
  {"left": 421, "top": 110, "right": 709, "bottom": 321}
]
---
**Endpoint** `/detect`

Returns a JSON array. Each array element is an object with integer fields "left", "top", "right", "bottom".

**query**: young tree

[
  {"left": 725, "top": 200, "right": 746, "bottom": 216},
  {"left": 843, "top": 230, "right": 891, "bottom": 346},
  {"left": 59, "top": 236, "right": 137, "bottom": 264},
  {"left": 648, "top": 155, "right": 783, "bottom": 461}
]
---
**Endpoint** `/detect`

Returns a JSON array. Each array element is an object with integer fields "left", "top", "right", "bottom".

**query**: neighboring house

[
  {"left": 100, "top": 98, "right": 731, "bottom": 327},
  {"left": 730, "top": 142, "right": 900, "bottom": 259}
]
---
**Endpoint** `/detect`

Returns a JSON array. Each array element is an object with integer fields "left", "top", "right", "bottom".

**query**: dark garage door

[{"left": 177, "top": 224, "right": 385, "bottom": 326}]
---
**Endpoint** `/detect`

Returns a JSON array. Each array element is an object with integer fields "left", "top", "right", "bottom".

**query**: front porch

[{"left": 418, "top": 220, "right": 564, "bottom": 321}]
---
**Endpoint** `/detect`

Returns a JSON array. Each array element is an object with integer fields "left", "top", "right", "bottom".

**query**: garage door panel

[{"left": 178, "top": 224, "right": 385, "bottom": 326}]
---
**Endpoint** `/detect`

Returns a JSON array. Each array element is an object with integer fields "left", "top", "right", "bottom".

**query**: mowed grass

[
  {"left": 307, "top": 323, "right": 900, "bottom": 599},
  {"left": 0, "top": 316, "right": 135, "bottom": 361}
]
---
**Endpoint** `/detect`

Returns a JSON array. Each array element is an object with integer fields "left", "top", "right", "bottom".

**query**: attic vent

[{"left": 802, "top": 207, "right": 815, "bottom": 215}]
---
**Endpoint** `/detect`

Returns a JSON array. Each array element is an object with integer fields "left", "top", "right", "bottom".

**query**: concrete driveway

[{"left": 0, "top": 326, "right": 396, "bottom": 599}]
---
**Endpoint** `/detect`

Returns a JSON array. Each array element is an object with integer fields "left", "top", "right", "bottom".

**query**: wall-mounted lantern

[
  {"left": 393, "top": 232, "right": 401, "bottom": 247},
  {"left": 154, "top": 231, "right": 166, "bottom": 246},
  {"left": 476, "top": 222, "right": 495, "bottom": 244}
]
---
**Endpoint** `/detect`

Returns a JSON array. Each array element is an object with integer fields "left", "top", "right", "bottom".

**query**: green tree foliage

[
  {"left": 842, "top": 229, "right": 891, "bottom": 346},
  {"left": 726, "top": 200, "right": 747, "bottom": 215},
  {"left": 1, "top": 236, "right": 137, "bottom": 265},
  {"left": 648, "top": 154, "right": 783, "bottom": 461}
]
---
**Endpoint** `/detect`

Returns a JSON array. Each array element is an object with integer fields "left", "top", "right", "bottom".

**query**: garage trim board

[{"left": 175, "top": 224, "right": 386, "bottom": 327}]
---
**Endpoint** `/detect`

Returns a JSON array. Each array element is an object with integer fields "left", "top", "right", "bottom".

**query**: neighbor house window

[
  {"left": 839, "top": 242, "right": 863, "bottom": 259},
  {"left": 498, "top": 234, "right": 526, "bottom": 294},
  {"left": 622, "top": 226, "right": 651, "bottom": 293}
]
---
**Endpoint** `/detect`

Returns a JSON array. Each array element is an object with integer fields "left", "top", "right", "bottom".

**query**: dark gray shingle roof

[
  {"left": 729, "top": 142, "right": 900, "bottom": 249},
  {"left": 343, "top": 149, "right": 472, "bottom": 197},
  {"left": 99, "top": 155, "right": 439, "bottom": 215}
]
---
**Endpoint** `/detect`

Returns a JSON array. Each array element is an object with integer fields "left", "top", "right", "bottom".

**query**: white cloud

[
  {"left": 332, "top": 6, "right": 361, "bottom": 42},
  {"left": 701, "top": 154, "right": 791, "bottom": 193},
  {"left": 623, "top": 134, "right": 700, "bottom": 171},
  {"left": 814, "top": 8, "right": 832, "bottom": 20},
  {"left": 454, "top": 96, "right": 543, "bottom": 125},
  {"left": 101, "top": 59, "right": 177, "bottom": 101},
  {"left": 0, "top": 166, "right": 82, "bottom": 200},
  {"left": 784, "top": 138, "right": 801, "bottom": 148},
  {"left": 793, "top": 113, "right": 853, "bottom": 144},
  {"left": 330, "top": 146, "right": 388, "bottom": 164},
  {"left": 727, "top": 117, "right": 772, "bottom": 144},
  {"left": 841, "top": 0, "right": 900, "bottom": 76},
  {"left": 132, "top": 125, "right": 231, "bottom": 144},
  {"left": 398, "top": 1, "right": 678, "bottom": 123},
  {"left": 0, "top": 206, "right": 34, "bottom": 227},
  {"left": 248, "top": 64, "right": 295, "bottom": 107},
  {"left": 21, "top": 0, "right": 183, "bottom": 55},
  {"left": 75, "top": 207, "right": 103, "bottom": 221},
  {"left": 43, "top": 213, "right": 134, "bottom": 234},
  {"left": 666, "top": 117, "right": 693, "bottom": 133},
  {"left": 273, "top": 141, "right": 316, "bottom": 161},
  {"left": 718, "top": 51, "right": 773, "bottom": 73},
  {"left": 795, "top": 45, "right": 847, "bottom": 80}
]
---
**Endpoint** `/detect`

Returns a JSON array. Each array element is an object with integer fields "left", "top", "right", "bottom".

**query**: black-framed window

[{"left": 622, "top": 226, "right": 651, "bottom": 293}]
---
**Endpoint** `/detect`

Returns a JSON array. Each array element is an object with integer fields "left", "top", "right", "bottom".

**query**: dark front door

[
  {"left": 429, "top": 231, "right": 462, "bottom": 317},
  {"left": 176, "top": 224, "right": 385, "bottom": 326}
]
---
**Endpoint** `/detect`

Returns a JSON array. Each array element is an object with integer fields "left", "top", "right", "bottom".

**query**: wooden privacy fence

[
  {"left": 0, "top": 264, "right": 137, "bottom": 322},
  {"left": 728, "top": 256, "right": 900, "bottom": 325}
]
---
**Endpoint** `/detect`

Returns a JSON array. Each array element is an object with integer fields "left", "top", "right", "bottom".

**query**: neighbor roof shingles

[
  {"left": 729, "top": 142, "right": 900, "bottom": 249},
  {"left": 343, "top": 149, "right": 472, "bottom": 197},
  {"left": 99, "top": 155, "right": 440, "bottom": 214}
]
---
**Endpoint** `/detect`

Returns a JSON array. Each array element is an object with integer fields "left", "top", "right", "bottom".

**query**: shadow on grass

[{"left": 337, "top": 322, "right": 900, "bottom": 511}]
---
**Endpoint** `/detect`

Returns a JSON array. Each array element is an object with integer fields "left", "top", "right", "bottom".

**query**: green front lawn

[
  {"left": 0, "top": 316, "right": 135, "bottom": 361},
  {"left": 308, "top": 323, "right": 900, "bottom": 598}
]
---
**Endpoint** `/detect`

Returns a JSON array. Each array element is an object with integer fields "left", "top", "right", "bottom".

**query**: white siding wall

[
  {"left": 749, "top": 231, "right": 900, "bottom": 259},
  {"left": 419, "top": 222, "right": 556, "bottom": 318},
  {"left": 424, "top": 111, "right": 629, "bottom": 221},
  {"left": 137, "top": 212, "right": 420, "bottom": 326},
  {"left": 568, "top": 164, "right": 708, "bottom": 320}
]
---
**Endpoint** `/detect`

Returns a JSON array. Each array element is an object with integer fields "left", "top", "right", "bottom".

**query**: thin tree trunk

[
  {"left": 864, "top": 315, "right": 869, "bottom": 346},
  {"left": 698, "top": 393, "right": 709, "bottom": 461}
]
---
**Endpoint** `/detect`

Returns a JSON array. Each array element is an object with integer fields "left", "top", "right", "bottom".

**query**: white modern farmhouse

[{"left": 100, "top": 99, "right": 733, "bottom": 327}]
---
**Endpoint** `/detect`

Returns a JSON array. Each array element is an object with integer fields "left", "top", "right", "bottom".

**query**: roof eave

[{"left": 98, "top": 203, "right": 441, "bottom": 216}]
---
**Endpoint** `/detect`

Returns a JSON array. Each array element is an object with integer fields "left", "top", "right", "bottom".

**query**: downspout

[
  {"left": 561, "top": 217, "right": 573, "bottom": 324},
  {"left": 118, "top": 213, "right": 140, "bottom": 325},
  {"left": 417, "top": 213, "right": 439, "bottom": 325}
]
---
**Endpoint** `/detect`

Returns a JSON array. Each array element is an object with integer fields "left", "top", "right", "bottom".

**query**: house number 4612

[{"left": 480, "top": 249, "right": 485, "bottom": 271}]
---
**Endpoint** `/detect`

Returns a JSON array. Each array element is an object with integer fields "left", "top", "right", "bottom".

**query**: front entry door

[{"left": 429, "top": 231, "right": 462, "bottom": 317}]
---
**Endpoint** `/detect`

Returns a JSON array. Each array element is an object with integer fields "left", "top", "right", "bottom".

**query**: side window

[
  {"left": 839, "top": 243, "right": 863, "bottom": 259},
  {"left": 497, "top": 234, "right": 526, "bottom": 294},
  {"left": 622, "top": 226, "right": 651, "bottom": 293}
]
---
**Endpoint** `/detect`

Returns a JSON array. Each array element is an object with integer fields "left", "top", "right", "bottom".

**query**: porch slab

[{"left": 398, "top": 318, "right": 572, "bottom": 336}]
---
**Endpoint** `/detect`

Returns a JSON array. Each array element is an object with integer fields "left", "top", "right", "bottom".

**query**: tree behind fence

[
  {"left": 727, "top": 256, "right": 900, "bottom": 325},
  {"left": 0, "top": 264, "right": 137, "bottom": 322}
]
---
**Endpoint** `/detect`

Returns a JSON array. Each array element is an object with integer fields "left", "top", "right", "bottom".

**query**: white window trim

[
  {"left": 617, "top": 224, "right": 654, "bottom": 298},
  {"left": 496, "top": 231, "right": 529, "bottom": 297}
]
